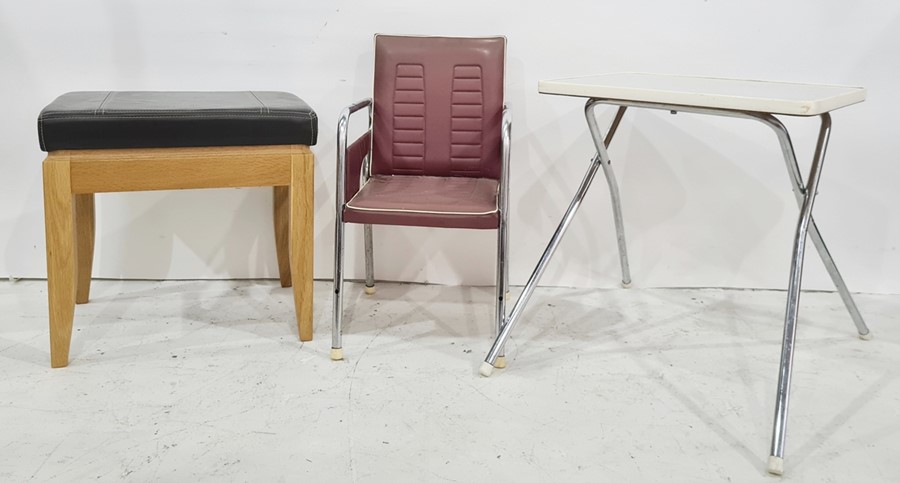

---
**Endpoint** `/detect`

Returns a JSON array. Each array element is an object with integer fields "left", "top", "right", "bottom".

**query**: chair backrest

[{"left": 371, "top": 35, "right": 505, "bottom": 180}]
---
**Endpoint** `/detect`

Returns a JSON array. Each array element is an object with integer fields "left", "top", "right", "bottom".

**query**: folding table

[{"left": 479, "top": 73, "right": 872, "bottom": 475}]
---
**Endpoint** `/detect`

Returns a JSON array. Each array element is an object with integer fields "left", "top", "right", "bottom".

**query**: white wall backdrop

[{"left": 2, "top": 1, "right": 899, "bottom": 293}]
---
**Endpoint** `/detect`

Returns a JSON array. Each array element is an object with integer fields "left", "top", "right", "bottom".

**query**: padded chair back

[{"left": 371, "top": 35, "right": 505, "bottom": 180}]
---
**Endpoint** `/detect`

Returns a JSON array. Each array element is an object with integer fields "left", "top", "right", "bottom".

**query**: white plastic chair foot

[
  {"left": 859, "top": 331, "right": 873, "bottom": 341},
  {"left": 767, "top": 456, "right": 784, "bottom": 476},
  {"left": 494, "top": 356, "right": 506, "bottom": 369},
  {"left": 479, "top": 362, "right": 495, "bottom": 377},
  {"left": 621, "top": 281, "right": 632, "bottom": 288},
  {"left": 364, "top": 285, "right": 376, "bottom": 295},
  {"left": 330, "top": 348, "right": 344, "bottom": 361}
]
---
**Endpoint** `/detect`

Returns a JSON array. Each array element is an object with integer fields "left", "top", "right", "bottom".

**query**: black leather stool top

[{"left": 38, "top": 91, "right": 317, "bottom": 151}]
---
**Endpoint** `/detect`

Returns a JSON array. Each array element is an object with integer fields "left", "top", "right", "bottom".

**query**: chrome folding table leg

[
  {"left": 363, "top": 224, "right": 375, "bottom": 295},
  {"left": 481, "top": 100, "right": 626, "bottom": 376},
  {"left": 766, "top": 113, "right": 831, "bottom": 475},
  {"left": 805, "top": 224, "right": 871, "bottom": 338},
  {"left": 760, "top": 113, "right": 871, "bottom": 339},
  {"left": 480, "top": 155, "right": 603, "bottom": 377},
  {"left": 586, "top": 102, "right": 633, "bottom": 287}
]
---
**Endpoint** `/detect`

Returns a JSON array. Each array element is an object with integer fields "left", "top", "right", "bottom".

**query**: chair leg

[
  {"left": 273, "top": 186, "right": 292, "bottom": 288},
  {"left": 364, "top": 224, "right": 375, "bottom": 295},
  {"left": 332, "top": 216, "right": 346, "bottom": 361},
  {"left": 74, "top": 193, "right": 95, "bottom": 304},
  {"left": 43, "top": 155, "right": 77, "bottom": 368},
  {"left": 494, "top": 215, "right": 508, "bottom": 369},
  {"left": 289, "top": 154, "right": 314, "bottom": 342}
]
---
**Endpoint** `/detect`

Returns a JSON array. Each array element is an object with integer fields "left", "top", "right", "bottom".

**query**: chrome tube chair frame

[
  {"left": 332, "top": 36, "right": 511, "bottom": 363},
  {"left": 481, "top": 98, "right": 871, "bottom": 475}
]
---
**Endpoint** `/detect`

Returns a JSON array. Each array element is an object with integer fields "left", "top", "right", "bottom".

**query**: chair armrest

[
  {"left": 336, "top": 98, "right": 373, "bottom": 208},
  {"left": 344, "top": 130, "right": 371, "bottom": 200}
]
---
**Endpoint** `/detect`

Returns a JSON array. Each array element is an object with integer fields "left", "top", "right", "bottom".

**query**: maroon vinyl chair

[{"left": 332, "top": 35, "right": 511, "bottom": 363}]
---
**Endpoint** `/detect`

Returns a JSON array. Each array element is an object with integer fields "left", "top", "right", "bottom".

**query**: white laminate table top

[{"left": 538, "top": 73, "right": 866, "bottom": 116}]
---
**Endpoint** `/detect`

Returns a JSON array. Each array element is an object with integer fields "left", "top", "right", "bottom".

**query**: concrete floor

[{"left": 1, "top": 279, "right": 898, "bottom": 482}]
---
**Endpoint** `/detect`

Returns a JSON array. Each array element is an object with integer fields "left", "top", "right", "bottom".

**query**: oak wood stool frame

[{"left": 39, "top": 91, "right": 317, "bottom": 368}]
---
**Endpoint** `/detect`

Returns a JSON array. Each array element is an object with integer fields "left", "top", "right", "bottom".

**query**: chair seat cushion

[
  {"left": 343, "top": 175, "right": 499, "bottom": 229},
  {"left": 38, "top": 91, "right": 317, "bottom": 151}
]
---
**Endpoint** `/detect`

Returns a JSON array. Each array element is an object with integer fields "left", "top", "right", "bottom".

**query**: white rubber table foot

[
  {"left": 494, "top": 356, "right": 506, "bottom": 369},
  {"left": 767, "top": 456, "right": 784, "bottom": 476},
  {"left": 364, "top": 285, "right": 376, "bottom": 295},
  {"left": 859, "top": 332, "right": 873, "bottom": 341},
  {"left": 621, "top": 281, "right": 632, "bottom": 288},
  {"left": 479, "top": 362, "right": 495, "bottom": 377},
  {"left": 330, "top": 348, "right": 344, "bottom": 361}
]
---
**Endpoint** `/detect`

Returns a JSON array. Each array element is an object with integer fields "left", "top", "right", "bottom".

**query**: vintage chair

[
  {"left": 38, "top": 91, "right": 317, "bottom": 367},
  {"left": 332, "top": 35, "right": 511, "bottom": 362}
]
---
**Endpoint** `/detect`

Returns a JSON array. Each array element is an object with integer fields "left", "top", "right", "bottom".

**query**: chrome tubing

[
  {"left": 480, "top": 96, "right": 868, "bottom": 473},
  {"left": 363, "top": 104, "right": 375, "bottom": 291},
  {"left": 495, "top": 107, "right": 512, "bottom": 354},
  {"left": 578, "top": 100, "right": 868, "bottom": 471},
  {"left": 333, "top": 98, "right": 373, "bottom": 351},
  {"left": 332, "top": 214, "right": 346, "bottom": 350},
  {"left": 484, "top": 154, "right": 603, "bottom": 366},
  {"left": 749, "top": 113, "right": 870, "bottom": 338},
  {"left": 364, "top": 225, "right": 375, "bottom": 289},
  {"left": 484, "top": 101, "right": 626, "bottom": 368},
  {"left": 768, "top": 113, "right": 830, "bottom": 465},
  {"left": 585, "top": 102, "right": 631, "bottom": 286},
  {"left": 583, "top": 98, "right": 868, "bottom": 335}
]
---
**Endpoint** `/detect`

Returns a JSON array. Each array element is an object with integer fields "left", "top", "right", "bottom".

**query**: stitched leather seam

[
  {"left": 39, "top": 114, "right": 314, "bottom": 120},
  {"left": 451, "top": 64, "right": 484, "bottom": 176},
  {"left": 345, "top": 202, "right": 498, "bottom": 217},
  {"left": 345, "top": 178, "right": 499, "bottom": 216},
  {"left": 40, "top": 108, "right": 316, "bottom": 116},
  {"left": 39, "top": 109, "right": 313, "bottom": 116},
  {"left": 96, "top": 91, "right": 113, "bottom": 115},
  {"left": 392, "top": 63, "right": 425, "bottom": 172},
  {"left": 248, "top": 91, "right": 268, "bottom": 113}
]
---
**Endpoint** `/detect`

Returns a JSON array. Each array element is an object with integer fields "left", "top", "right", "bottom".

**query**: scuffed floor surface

[{"left": 1, "top": 280, "right": 898, "bottom": 482}]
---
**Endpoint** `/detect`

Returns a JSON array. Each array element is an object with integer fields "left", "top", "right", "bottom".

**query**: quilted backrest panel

[{"left": 371, "top": 35, "right": 505, "bottom": 179}]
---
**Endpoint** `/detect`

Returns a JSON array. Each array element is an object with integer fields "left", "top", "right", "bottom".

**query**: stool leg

[
  {"left": 273, "top": 186, "right": 292, "bottom": 288},
  {"left": 290, "top": 154, "right": 314, "bottom": 342},
  {"left": 43, "top": 155, "right": 77, "bottom": 368},
  {"left": 75, "top": 194, "right": 95, "bottom": 304}
]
